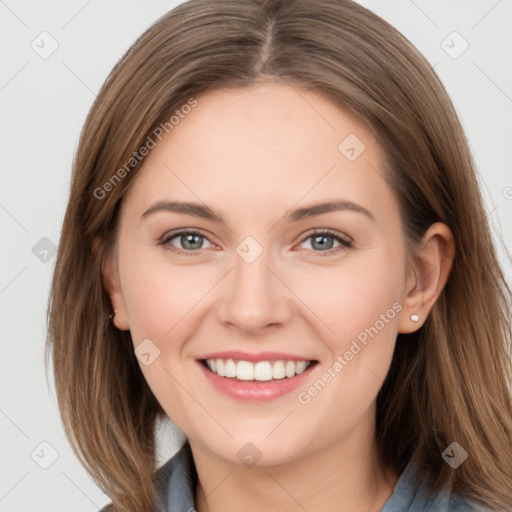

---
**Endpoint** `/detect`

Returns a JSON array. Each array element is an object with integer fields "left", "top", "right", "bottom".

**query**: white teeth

[
  {"left": 285, "top": 360, "right": 296, "bottom": 378},
  {"left": 225, "top": 359, "right": 237, "bottom": 378},
  {"left": 216, "top": 359, "right": 225, "bottom": 377},
  {"left": 254, "top": 361, "right": 273, "bottom": 381},
  {"left": 205, "top": 358, "right": 313, "bottom": 381},
  {"left": 272, "top": 360, "right": 286, "bottom": 379},
  {"left": 296, "top": 361, "right": 308, "bottom": 374},
  {"left": 237, "top": 361, "right": 254, "bottom": 380}
]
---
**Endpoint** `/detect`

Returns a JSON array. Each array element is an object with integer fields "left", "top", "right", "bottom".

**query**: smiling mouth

[{"left": 200, "top": 358, "right": 318, "bottom": 382}]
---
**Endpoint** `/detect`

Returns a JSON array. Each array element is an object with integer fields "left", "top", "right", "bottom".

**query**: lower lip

[{"left": 197, "top": 360, "right": 317, "bottom": 402}]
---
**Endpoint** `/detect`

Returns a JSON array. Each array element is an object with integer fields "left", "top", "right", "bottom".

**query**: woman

[{"left": 46, "top": 0, "right": 512, "bottom": 511}]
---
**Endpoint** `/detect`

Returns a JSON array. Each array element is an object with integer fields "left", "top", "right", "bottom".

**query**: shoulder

[
  {"left": 153, "top": 440, "right": 198, "bottom": 511},
  {"left": 447, "top": 495, "right": 491, "bottom": 511},
  {"left": 99, "top": 441, "right": 197, "bottom": 512},
  {"left": 380, "top": 460, "right": 492, "bottom": 512}
]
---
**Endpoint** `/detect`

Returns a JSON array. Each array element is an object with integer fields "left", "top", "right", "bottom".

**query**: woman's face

[{"left": 108, "top": 82, "right": 414, "bottom": 466}]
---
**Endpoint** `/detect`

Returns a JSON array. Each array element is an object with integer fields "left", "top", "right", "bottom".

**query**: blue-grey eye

[
  {"left": 163, "top": 231, "right": 213, "bottom": 251},
  {"left": 300, "top": 231, "right": 351, "bottom": 252}
]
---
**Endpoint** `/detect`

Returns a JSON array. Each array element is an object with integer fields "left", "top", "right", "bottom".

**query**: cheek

[
  {"left": 118, "top": 250, "right": 213, "bottom": 424},
  {"left": 120, "top": 250, "right": 216, "bottom": 343},
  {"left": 290, "top": 246, "right": 405, "bottom": 351},
  {"left": 292, "top": 256, "right": 404, "bottom": 422}
]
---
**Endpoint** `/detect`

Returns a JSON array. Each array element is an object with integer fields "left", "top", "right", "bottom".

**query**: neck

[{"left": 189, "top": 415, "right": 399, "bottom": 512}]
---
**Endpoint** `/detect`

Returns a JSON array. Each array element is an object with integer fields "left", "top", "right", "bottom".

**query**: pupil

[
  {"left": 313, "top": 235, "right": 333, "bottom": 251},
  {"left": 183, "top": 234, "right": 202, "bottom": 250}
]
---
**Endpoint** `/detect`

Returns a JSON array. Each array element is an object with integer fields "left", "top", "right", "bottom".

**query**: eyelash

[{"left": 159, "top": 228, "right": 353, "bottom": 257}]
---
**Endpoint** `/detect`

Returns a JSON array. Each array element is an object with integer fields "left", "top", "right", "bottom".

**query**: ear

[
  {"left": 92, "top": 237, "right": 130, "bottom": 331},
  {"left": 398, "top": 222, "right": 455, "bottom": 334}
]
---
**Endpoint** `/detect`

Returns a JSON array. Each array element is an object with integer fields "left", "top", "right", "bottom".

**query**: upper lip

[{"left": 198, "top": 351, "right": 317, "bottom": 363}]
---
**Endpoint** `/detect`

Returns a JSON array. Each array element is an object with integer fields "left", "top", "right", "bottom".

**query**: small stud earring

[
  {"left": 109, "top": 309, "right": 117, "bottom": 320},
  {"left": 410, "top": 314, "right": 420, "bottom": 322}
]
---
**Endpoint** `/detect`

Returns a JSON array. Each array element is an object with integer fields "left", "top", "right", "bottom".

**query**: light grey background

[{"left": 1, "top": 1, "right": 511, "bottom": 510}]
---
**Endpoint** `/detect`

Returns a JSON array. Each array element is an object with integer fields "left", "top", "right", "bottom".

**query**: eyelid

[
  {"left": 299, "top": 228, "right": 352, "bottom": 245},
  {"left": 159, "top": 227, "right": 211, "bottom": 244}
]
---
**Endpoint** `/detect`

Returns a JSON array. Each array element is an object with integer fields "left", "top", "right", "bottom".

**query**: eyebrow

[{"left": 141, "top": 199, "right": 375, "bottom": 223}]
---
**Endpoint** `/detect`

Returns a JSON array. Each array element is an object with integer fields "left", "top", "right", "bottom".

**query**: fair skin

[{"left": 102, "top": 82, "right": 454, "bottom": 512}]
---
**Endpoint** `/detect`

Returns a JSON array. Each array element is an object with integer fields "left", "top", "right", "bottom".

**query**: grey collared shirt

[{"left": 101, "top": 441, "right": 490, "bottom": 511}]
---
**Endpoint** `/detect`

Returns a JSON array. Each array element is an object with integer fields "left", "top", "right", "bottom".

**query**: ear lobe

[
  {"left": 94, "top": 236, "right": 130, "bottom": 331},
  {"left": 398, "top": 222, "right": 455, "bottom": 334}
]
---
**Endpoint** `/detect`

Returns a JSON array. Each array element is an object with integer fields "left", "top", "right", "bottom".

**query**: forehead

[
  {"left": 146, "top": 82, "right": 376, "bottom": 172},
  {"left": 123, "top": 83, "right": 397, "bottom": 225}
]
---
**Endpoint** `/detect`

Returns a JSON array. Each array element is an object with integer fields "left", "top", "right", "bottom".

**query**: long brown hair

[{"left": 46, "top": 0, "right": 512, "bottom": 510}]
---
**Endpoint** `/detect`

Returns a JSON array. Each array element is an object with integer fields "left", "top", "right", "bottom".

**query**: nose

[{"left": 216, "top": 245, "right": 293, "bottom": 334}]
